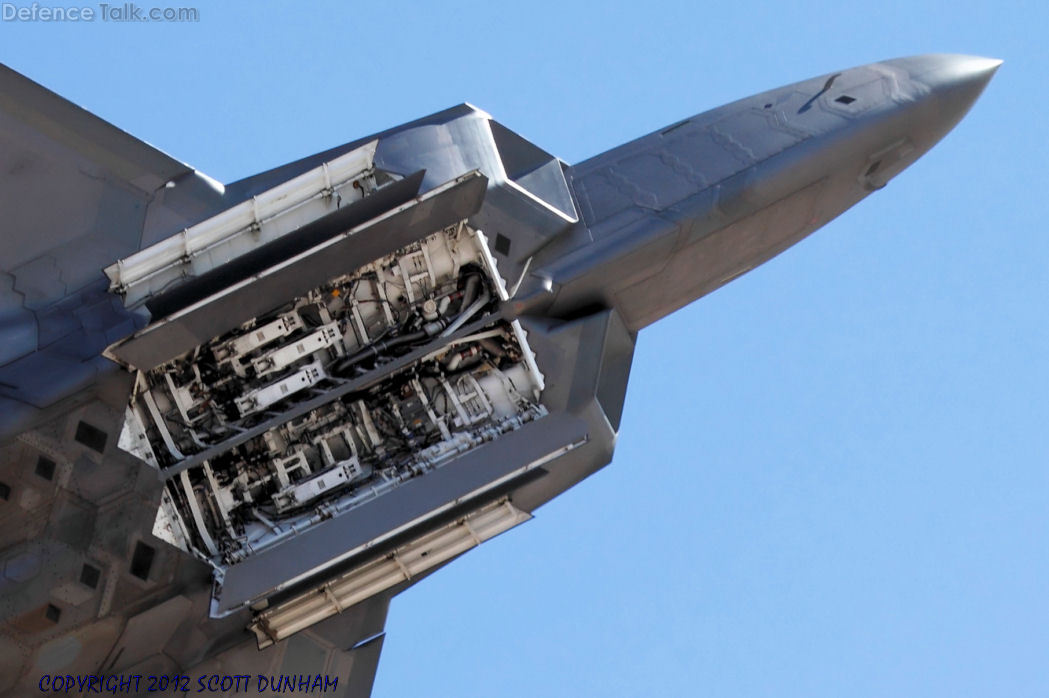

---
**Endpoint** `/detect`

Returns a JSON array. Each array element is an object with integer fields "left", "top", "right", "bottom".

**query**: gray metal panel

[
  {"left": 107, "top": 172, "right": 488, "bottom": 371},
  {"left": 106, "top": 595, "right": 193, "bottom": 672},
  {"left": 341, "top": 634, "right": 385, "bottom": 698},
  {"left": 593, "top": 311, "right": 635, "bottom": 432},
  {"left": 221, "top": 104, "right": 482, "bottom": 201},
  {"left": 505, "top": 310, "right": 634, "bottom": 514},
  {"left": 214, "top": 412, "right": 588, "bottom": 614},
  {"left": 144, "top": 171, "right": 426, "bottom": 319},
  {"left": 520, "top": 309, "right": 635, "bottom": 429},
  {"left": 308, "top": 594, "right": 390, "bottom": 651}
]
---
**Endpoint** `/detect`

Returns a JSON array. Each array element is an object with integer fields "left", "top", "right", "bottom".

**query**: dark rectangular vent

[
  {"left": 80, "top": 563, "right": 101, "bottom": 589},
  {"left": 130, "top": 542, "right": 155, "bottom": 580},
  {"left": 835, "top": 95, "right": 856, "bottom": 105},
  {"left": 45, "top": 604, "right": 61, "bottom": 623},
  {"left": 0, "top": 482, "right": 10, "bottom": 500},
  {"left": 494, "top": 233, "right": 512, "bottom": 256},
  {"left": 75, "top": 421, "right": 108, "bottom": 453},
  {"left": 35, "top": 456, "right": 55, "bottom": 481}
]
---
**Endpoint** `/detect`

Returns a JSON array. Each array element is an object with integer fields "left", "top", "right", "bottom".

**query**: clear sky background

[{"left": 2, "top": 2, "right": 1046, "bottom": 696}]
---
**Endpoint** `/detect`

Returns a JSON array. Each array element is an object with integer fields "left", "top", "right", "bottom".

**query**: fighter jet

[{"left": 0, "top": 54, "right": 998, "bottom": 696}]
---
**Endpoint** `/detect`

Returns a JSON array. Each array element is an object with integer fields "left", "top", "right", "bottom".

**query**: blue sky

[{"left": 3, "top": 1, "right": 1046, "bottom": 696}]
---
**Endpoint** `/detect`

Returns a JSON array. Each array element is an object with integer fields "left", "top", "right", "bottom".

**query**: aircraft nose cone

[
  {"left": 887, "top": 54, "right": 1002, "bottom": 140},
  {"left": 913, "top": 54, "right": 1002, "bottom": 107},
  {"left": 892, "top": 53, "right": 1002, "bottom": 83}
]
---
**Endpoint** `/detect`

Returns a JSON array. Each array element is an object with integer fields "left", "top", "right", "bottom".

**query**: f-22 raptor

[{"left": 0, "top": 55, "right": 998, "bottom": 696}]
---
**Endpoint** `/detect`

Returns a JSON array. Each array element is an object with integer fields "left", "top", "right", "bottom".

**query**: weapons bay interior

[{"left": 120, "top": 222, "right": 545, "bottom": 568}]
